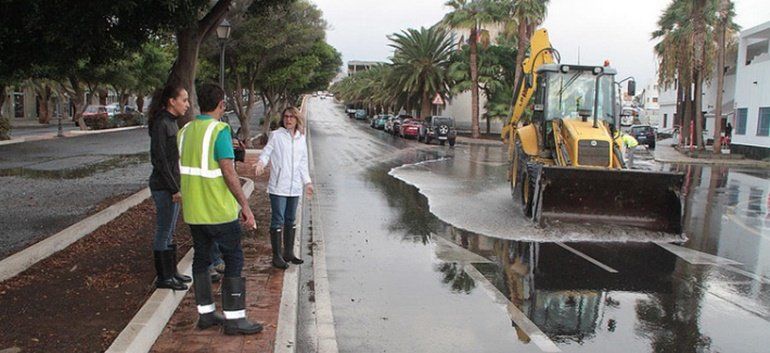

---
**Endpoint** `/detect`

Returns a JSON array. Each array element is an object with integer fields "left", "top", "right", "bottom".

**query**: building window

[
  {"left": 652, "top": 97, "right": 658, "bottom": 103},
  {"left": 663, "top": 113, "right": 668, "bottom": 127},
  {"left": 736, "top": 108, "right": 747, "bottom": 135},
  {"left": 758, "top": 107, "right": 770, "bottom": 136}
]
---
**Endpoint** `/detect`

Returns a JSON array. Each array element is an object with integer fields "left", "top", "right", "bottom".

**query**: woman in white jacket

[{"left": 255, "top": 107, "right": 313, "bottom": 269}]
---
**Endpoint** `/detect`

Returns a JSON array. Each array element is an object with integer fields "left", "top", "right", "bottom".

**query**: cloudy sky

[{"left": 312, "top": 0, "right": 770, "bottom": 87}]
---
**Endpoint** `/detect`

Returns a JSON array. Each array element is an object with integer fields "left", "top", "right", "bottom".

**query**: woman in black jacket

[{"left": 148, "top": 85, "right": 190, "bottom": 290}]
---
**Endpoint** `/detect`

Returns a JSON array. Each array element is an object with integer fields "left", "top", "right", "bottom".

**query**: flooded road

[{"left": 306, "top": 97, "right": 770, "bottom": 352}]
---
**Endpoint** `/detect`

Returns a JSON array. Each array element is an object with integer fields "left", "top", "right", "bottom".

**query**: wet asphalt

[
  {"left": 0, "top": 129, "right": 151, "bottom": 259},
  {"left": 305, "top": 97, "right": 770, "bottom": 353}
]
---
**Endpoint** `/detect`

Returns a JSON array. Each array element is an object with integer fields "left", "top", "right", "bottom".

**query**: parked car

[
  {"left": 399, "top": 119, "right": 421, "bottom": 139},
  {"left": 419, "top": 115, "right": 457, "bottom": 146},
  {"left": 354, "top": 109, "right": 367, "bottom": 120},
  {"left": 388, "top": 114, "right": 412, "bottom": 136},
  {"left": 370, "top": 114, "right": 391, "bottom": 129},
  {"left": 629, "top": 125, "right": 656, "bottom": 149}
]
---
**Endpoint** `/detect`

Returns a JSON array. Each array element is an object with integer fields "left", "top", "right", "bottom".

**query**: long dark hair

[{"left": 147, "top": 84, "right": 185, "bottom": 132}]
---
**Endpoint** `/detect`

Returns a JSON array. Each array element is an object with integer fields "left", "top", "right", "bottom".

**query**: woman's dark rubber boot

[
  {"left": 222, "top": 277, "right": 264, "bottom": 335},
  {"left": 193, "top": 271, "right": 225, "bottom": 329},
  {"left": 169, "top": 244, "right": 192, "bottom": 283},
  {"left": 155, "top": 250, "right": 188, "bottom": 290},
  {"left": 270, "top": 228, "right": 288, "bottom": 269},
  {"left": 283, "top": 225, "right": 304, "bottom": 264}
]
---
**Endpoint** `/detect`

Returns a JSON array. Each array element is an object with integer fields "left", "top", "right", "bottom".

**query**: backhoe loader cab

[{"left": 534, "top": 64, "right": 616, "bottom": 125}]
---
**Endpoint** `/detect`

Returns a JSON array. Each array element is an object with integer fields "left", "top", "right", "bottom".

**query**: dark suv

[
  {"left": 419, "top": 116, "right": 456, "bottom": 146},
  {"left": 629, "top": 125, "right": 656, "bottom": 149}
]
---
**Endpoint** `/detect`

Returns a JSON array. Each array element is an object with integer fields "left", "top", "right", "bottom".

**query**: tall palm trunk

[
  {"left": 676, "top": 81, "right": 684, "bottom": 145},
  {"left": 692, "top": 0, "right": 706, "bottom": 149},
  {"left": 513, "top": 20, "right": 528, "bottom": 91},
  {"left": 682, "top": 83, "right": 692, "bottom": 147},
  {"left": 713, "top": 0, "right": 729, "bottom": 153},
  {"left": 420, "top": 91, "right": 431, "bottom": 119},
  {"left": 469, "top": 26, "right": 480, "bottom": 138}
]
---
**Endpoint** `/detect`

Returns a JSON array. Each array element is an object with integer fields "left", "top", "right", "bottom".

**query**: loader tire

[{"left": 511, "top": 140, "right": 534, "bottom": 218}]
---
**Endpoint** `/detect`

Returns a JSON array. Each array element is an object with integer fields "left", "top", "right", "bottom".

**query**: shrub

[
  {"left": 114, "top": 112, "right": 144, "bottom": 127},
  {"left": 83, "top": 114, "right": 113, "bottom": 130}
]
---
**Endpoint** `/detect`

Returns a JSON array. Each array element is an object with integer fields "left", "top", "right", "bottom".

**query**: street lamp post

[{"left": 216, "top": 19, "right": 232, "bottom": 92}]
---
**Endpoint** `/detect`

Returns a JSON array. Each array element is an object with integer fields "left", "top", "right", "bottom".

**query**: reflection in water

[{"left": 367, "top": 150, "right": 770, "bottom": 351}]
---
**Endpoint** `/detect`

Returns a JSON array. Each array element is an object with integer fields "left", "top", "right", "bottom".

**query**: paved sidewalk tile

[{"left": 150, "top": 155, "right": 285, "bottom": 353}]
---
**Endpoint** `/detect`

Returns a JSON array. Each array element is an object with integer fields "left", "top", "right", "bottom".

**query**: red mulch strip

[{"left": 0, "top": 155, "right": 274, "bottom": 353}]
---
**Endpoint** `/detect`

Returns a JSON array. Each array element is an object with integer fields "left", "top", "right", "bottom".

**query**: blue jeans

[
  {"left": 151, "top": 190, "right": 180, "bottom": 251},
  {"left": 269, "top": 194, "right": 299, "bottom": 230},
  {"left": 190, "top": 220, "right": 244, "bottom": 278}
]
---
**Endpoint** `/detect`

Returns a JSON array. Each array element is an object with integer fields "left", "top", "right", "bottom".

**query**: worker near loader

[
  {"left": 178, "top": 83, "right": 263, "bottom": 335},
  {"left": 615, "top": 130, "right": 639, "bottom": 163}
]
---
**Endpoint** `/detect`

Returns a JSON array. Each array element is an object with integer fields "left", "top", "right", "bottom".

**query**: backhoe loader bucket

[{"left": 531, "top": 166, "right": 684, "bottom": 235}]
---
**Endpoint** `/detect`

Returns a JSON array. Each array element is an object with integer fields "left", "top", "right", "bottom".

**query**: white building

[
  {"left": 733, "top": 21, "right": 770, "bottom": 159},
  {"left": 640, "top": 82, "right": 660, "bottom": 126}
]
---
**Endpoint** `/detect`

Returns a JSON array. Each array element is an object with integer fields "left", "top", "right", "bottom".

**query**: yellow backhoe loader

[{"left": 502, "top": 28, "right": 684, "bottom": 236}]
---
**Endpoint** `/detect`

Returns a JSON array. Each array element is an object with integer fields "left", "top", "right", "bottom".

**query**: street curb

[
  {"left": 456, "top": 136, "right": 503, "bottom": 147},
  {"left": 301, "top": 97, "right": 340, "bottom": 353},
  {"left": 69, "top": 126, "right": 145, "bottom": 135},
  {"left": 653, "top": 156, "right": 770, "bottom": 168},
  {"left": 274, "top": 94, "right": 308, "bottom": 353},
  {"left": 0, "top": 188, "right": 151, "bottom": 283},
  {"left": 105, "top": 177, "right": 254, "bottom": 353},
  {"left": 0, "top": 138, "right": 26, "bottom": 146}
]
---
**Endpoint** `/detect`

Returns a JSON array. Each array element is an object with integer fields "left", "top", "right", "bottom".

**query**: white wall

[{"left": 733, "top": 22, "right": 770, "bottom": 148}]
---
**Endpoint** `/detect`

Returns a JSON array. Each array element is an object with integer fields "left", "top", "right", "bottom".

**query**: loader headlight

[
  {"left": 593, "top": 67, "right": 603, "bottom": 75},
  {"left": 560, "top": 65, "right": 570, "bottom": 73}
]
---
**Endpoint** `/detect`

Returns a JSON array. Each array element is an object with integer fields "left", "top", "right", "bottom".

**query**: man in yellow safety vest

[{"left": 178, "top": 83, "right": 262, "bottom": 335}]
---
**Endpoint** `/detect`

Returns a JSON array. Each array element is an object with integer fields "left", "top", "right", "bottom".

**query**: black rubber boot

[
  {"left": 222, "top": 277, "right": 263, "bottom": 335},
  {"left": 168, "top": 244, "right": 192, "bottom": 283},
  {"left": 283, "top": 225, "right": 304, "bottom": 264},
  {"left": 193, "top": 271, "right": 225, "bottom": 329},
  {"left": 155, "top": 251, "right": 188, "bottom": 290},
  {"left": 270, "top": 228, "right": 288, "bottom": 269}
]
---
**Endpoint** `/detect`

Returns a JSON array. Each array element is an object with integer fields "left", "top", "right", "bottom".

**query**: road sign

[{"left": 432, "top": 93, "right": 444, "bottom": 105}]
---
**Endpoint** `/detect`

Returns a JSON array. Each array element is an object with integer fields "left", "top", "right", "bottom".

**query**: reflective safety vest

[{"left": 178, "top": 117, "right": 239, "bottom": 225}]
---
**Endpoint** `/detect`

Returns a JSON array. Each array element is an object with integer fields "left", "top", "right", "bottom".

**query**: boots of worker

[
  {"left": 168, "top": 244, "right": 192, "bottom": 283},
  {"left": 154, "top": 250, "right": 187, "bottom": 290},
  {"left": 282, "top": 225, "right": 304, "bottom": 265},
  {"left": 221, "top": 276, "right": 263, "bottom": 335},
  {"left": 270, "top": 228, "right": 288, "bottom": 269},
  {"left": 193, "top": 271, "right": 225, "bottom": 329}
]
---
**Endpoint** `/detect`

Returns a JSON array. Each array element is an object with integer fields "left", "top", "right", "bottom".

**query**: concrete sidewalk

[{"left": 653, "top": 138, "right": 770, "bottom": 168}]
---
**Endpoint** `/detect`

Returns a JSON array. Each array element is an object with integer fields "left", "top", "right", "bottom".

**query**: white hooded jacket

[{"left": 259, "top": 127, "right": 311, "bottom": 197}]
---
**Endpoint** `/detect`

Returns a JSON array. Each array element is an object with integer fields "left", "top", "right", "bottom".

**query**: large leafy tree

[
  {"left": 388, "top": 27, "right": 455, "bottom": 119},
  {"left": 442, "top": 0, "right": 506, "bottom": 137}
]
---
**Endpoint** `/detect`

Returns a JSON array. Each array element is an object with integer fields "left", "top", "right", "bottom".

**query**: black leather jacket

[{"left": 149, "top": 110, "right": 180, "bottom": 194}]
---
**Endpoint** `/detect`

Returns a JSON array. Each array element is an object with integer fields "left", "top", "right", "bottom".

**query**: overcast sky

[{"left": 312, "top": 0, "right": 770, "bottom": 87}]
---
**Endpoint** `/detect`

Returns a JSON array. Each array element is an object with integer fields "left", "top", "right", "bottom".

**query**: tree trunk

[
  {"left": 469, "top": 26, "right": 480, "bottom": 139},
  {"left": 513, "top": 20, "right": 528, "bottom": 96},
  {"left": 420, "top": 91, "right": 431, "bottom": 119},
  {"left": 98, "top": 88, "right": 108, "bottom": 106},
  {"left": 69, "top": 76, "right": 87, "bottom": 130},
  {"left": 682, "top": 83, "right": 692, "bottom": 147},
  {"left": 164, "top": 0, "right": 232, "bottom": 125},
  {"left": 692, "top": 0, "right": 706, "bottom": 150},
  {"left": 136, "top": 95, "right": 145, "bottom": 113},
  {"left": 713, "top": 0, "right": 729, "bottom": 153},
  {"left": 37, "top": 85, "right": 52, "bottom": 124},
  {"left": 0, "top": 84, "right": 9, "bottom": 140}
]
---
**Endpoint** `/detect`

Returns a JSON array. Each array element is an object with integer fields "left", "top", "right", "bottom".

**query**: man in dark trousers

[{"left": 178, "top": 83, "right": 262, "bottom": 335}]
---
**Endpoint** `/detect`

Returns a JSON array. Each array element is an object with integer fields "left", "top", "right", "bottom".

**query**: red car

[{"left": 399, "top": 119, "right": 421, "bottom": 139}]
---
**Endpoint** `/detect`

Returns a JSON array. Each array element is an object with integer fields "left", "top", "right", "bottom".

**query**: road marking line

[
  {"left": 555, "top": 242, "right": 619, "bottom": 273},
  {"left": 656, "top": 243, "right": 742, "bottom": 266},
  {"left": 464, "top": 264, "right": 561, "bottom": 352}
]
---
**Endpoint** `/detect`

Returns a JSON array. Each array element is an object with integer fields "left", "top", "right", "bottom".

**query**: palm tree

[
  {"left": 505, "top": 0, "right": 548, "bottom": 100},
  {"left": 442, "top": 0, "right": 504, "bottom": 138},
  {"left": 388, "top": 27, "right": 455, "bottom": 119}
]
